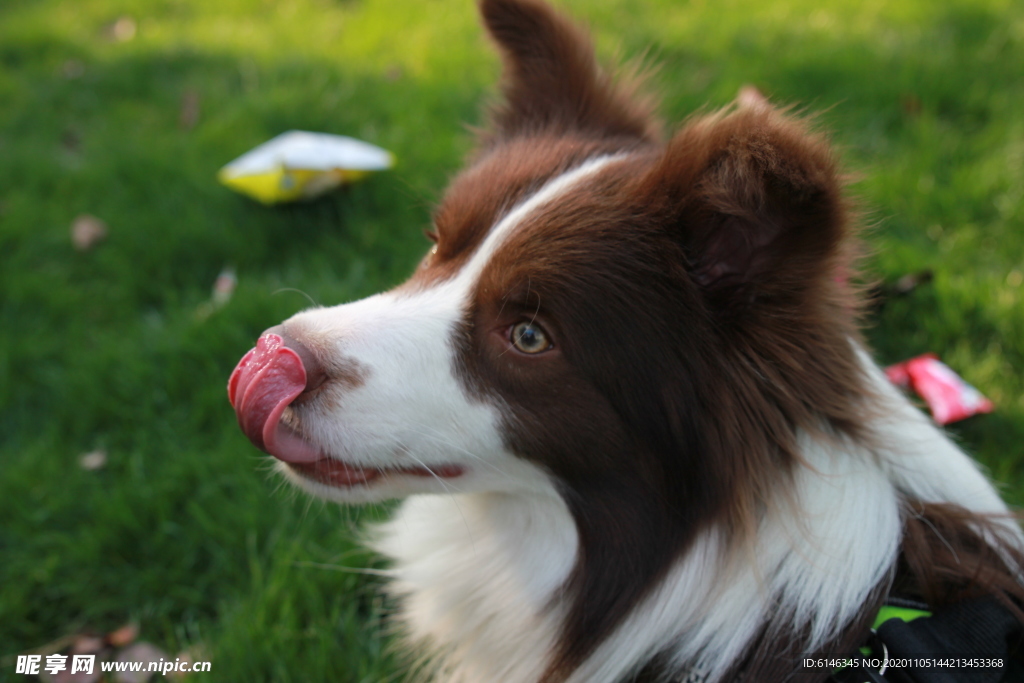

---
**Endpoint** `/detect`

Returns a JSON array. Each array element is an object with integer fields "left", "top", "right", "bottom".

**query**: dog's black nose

[{"left": 261, "top": 324, "right": 329, "bottom": 394}]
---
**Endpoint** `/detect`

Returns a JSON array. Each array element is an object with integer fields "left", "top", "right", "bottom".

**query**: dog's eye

[{"left": 510, "top": 321, "right": 551, "bottom": 354}]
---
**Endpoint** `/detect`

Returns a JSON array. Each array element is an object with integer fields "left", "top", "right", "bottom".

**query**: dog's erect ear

[
  {"left": 642, "top": 106, "right": 850, "bottom": 307},
  {"left": 478, "top": 0, "right": 659, "bottom": 143}
]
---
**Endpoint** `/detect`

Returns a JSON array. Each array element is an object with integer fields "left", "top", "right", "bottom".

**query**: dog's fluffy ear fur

[
  {"left": 478, "top": 0, "right": 660, "bottom": 144},
  {"left": 635, "top": 106, "right": 870, "bottom": 463},
  {"left": 642, "top": 107, "right": 851, "bottom": 310}
]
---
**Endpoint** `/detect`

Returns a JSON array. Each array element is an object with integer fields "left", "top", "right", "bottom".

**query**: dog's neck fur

[{"left": 372, "top": 348, "right": 1017, "bottom": 683}]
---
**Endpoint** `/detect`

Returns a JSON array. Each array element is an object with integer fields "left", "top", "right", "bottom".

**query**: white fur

[
  {"left": 454, "top": 154, "right": 627, "bottom": 286},
  {"left": 372, "top": 487, "right": 575, "bottom": 683},
  {"left": 857, "top": 347, "right": 1014, "bottom": 518}
]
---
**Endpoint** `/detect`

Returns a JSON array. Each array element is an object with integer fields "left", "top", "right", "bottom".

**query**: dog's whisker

[
  {"left": 402, "top": 423, "right": 504, "bottom": 475},
  {"left": 401, "top": 450, "right": 461, "bottom": 497},
  {"left": 271, "top": 287, "right": 319, "bottom": 307},
  {"left": 293, "top": 561, "right": 394, "bottom": 577},
  {"left": 913, "top": 507, "right": 962, "bottom": 566},
  {"left": 399, "top": 445, "right": 476, "bottom": 544}
]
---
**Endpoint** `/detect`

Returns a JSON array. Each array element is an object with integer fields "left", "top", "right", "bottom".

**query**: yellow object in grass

[{"left": 218, "top": 131, "right": 393, "bottom": 204}]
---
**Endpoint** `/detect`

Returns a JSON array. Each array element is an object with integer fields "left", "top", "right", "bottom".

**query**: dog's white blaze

[{"left": 450, "top": 154, "right": 624, "bottom": 289}]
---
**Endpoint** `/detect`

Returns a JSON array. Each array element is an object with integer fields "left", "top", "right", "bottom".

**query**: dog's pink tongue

[{"left": 228, "top": 334, "right": 320, "bottom": 462}]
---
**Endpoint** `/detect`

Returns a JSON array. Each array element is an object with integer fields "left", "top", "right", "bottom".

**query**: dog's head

[
  {"left": 230, "top": 0, "right": 863, "bottom": 507},
  {"left": 230, "top": 0, "right": 865, "bottom": 640}
]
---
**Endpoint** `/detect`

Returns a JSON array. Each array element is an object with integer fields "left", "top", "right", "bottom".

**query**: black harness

[
  {"left": 829, "top": 595, "right": 1024, "bottom": 683},
  {"left": 652, "top": 595, "right": 1024, "bottom": 683}
]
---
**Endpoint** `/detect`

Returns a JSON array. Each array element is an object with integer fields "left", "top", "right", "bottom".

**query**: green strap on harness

[
  {"left": 871, "top": 604, "right": 931, "bottom": 630},
  {"left": 849, "top": 605, "right": 933, "bottom": 664},
  {"left": 859, "top": 604, "right": 931, "bottom": 656},
  {"left": 827, "top": 606, "right": 933, "bottom": 681}
]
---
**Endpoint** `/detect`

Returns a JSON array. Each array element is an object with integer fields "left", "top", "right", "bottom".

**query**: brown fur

[
  {"left": 478, "top": 0, "right": 661, "bottom": 146},
  {"left": 898, "top": 500, "right": 1024, "bottom": 617}
]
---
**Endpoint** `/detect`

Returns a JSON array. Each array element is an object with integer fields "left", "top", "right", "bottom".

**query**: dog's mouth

[
  {"left": 286, "top": 456, "right": 466, "bottom": 487},
  {"left": 228, "top": 333, "right": 465, "bottom": 488}
]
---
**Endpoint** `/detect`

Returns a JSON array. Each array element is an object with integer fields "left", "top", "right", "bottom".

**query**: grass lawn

[{"left": 1, "top": 0, "right": 1022, "bottom": 680}]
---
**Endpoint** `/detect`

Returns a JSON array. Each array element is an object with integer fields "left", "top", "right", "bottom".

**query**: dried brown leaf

[
  {"left": 166, "top": 645, "right": 206, "bottom": 680},
  {"left": 79, "top": 450, "right": 107, "bottom": 471},
  {"left": 179, "top": 90, "right": 201, "bottom": 130},
  {"left": 71, "top": 635, "right": 105, "bottom": 655},
  {"left": 113, "top": 642, "right": 168, "bottom": 683},
  {"left": 71, "top": 215, "right": 108, "bottom": 252},
  {"left": 103, "top": 16, "right": 137, "bottom": 42},
  {"left": 106, "top": 622, "right": 139, "bottom": 648}
]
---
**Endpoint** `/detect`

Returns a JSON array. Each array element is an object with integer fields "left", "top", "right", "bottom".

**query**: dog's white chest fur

[{"left": 373, "top": 491, "right": 577, "bottom": 683}]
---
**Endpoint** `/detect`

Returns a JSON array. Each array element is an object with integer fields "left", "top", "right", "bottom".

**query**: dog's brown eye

[{"left": 510, "top": 321, "right": 551, "bottom": 354}]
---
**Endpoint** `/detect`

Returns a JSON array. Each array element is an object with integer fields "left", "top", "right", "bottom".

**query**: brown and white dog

[{"left": 228, "top": 1, "right": 1024, "bottom": 681}]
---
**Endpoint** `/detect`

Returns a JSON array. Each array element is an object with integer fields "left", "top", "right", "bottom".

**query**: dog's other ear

[
  {"left": 478, "top": 0, "right": 659, "bottom": 144},
  {"left": 643, "top": 106, "right": 851, "bottom": 310}
]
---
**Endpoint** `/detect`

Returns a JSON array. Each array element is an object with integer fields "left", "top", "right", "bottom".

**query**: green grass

[{"left": 1, "top": 0, "right": 1023, "bottom": 680}]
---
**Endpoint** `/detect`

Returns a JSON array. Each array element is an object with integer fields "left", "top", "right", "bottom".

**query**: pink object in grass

[{"left": 885, "top": 353, "right": 994, "bottom": 425}]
